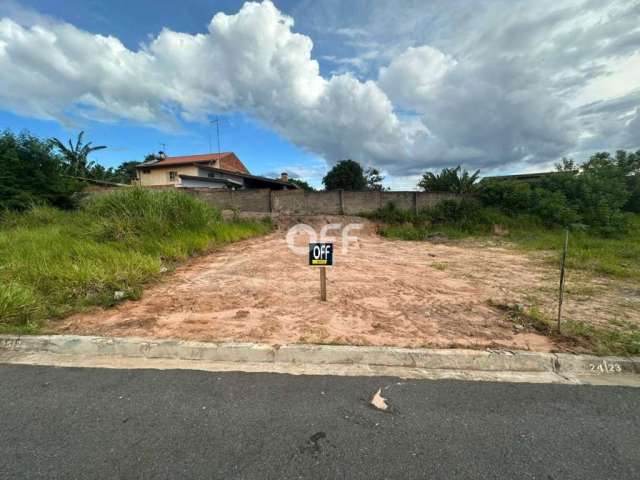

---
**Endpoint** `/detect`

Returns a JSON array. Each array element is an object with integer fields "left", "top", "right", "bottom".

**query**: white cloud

[
  {"left": 378, "top": 45, "right": 456, "bottom": 109},
  {"left": 0, "top": 0, "right": 428, "bottom": 173},
  {"left": 0, "top": 0, "right": 638, "bottom": 179}
]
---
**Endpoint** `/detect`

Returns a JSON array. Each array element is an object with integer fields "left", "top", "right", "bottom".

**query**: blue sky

[
  {"left": 1, "top": 0, "right": 639, "bottom": 188},
  {"left": 1, "top": 0, "right": 330, "bottom": 183}
]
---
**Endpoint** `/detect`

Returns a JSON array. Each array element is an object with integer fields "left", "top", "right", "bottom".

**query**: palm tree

[
  {"left": 51, "top": 131, "right": 106, "bottom": 176},
  {"left": 418, "top": 166, "right": 480, "bottom": 193}
]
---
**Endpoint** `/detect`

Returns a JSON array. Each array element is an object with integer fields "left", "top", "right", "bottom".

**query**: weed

[
  {"left": 372, "top": 202, "right": 640, "bottom": 281},
  {"left": 488, "top": 300, "right": 640, "bottom": 356},
  {"left": 0, "top": 190, "right": 272, "bottom": 331}
]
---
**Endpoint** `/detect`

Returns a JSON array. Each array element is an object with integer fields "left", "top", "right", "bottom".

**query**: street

[{"left": 0, "top": 364, "right": 638, "bottom": 479}]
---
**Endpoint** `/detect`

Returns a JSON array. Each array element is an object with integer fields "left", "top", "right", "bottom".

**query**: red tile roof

[{"left": 139, "top": 152, "right": 250, "bottom": 174}]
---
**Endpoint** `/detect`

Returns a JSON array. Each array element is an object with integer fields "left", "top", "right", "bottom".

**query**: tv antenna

[{"left": 209, "top": 117, "right": 221, "bottom": 163}]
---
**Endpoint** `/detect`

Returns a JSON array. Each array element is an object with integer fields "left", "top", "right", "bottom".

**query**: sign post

[
  {"left": 309, "top": 243, "right": 333, "bottom": 301},
  {"left": 557, "top": 228, "right": 569, "bottom": 333},
  {"left": 320, "top": 267, "right": 327, "bottom": 301}
]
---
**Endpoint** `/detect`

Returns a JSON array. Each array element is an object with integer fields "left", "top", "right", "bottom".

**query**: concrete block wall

[
  {"left": 342, "top": 191, "right": 380, "bottom": 215},
  {"left": 303, "top": 191, "right": 342, "bottom": 214},
  {"left": 233, "top": 189, "right": 271, "bottom": 212},
  {"left": 88, "top": 186, "right": 460, "bottom": 215},
  {"left": 192, "top": 189, "right": 460, "bottom": 215},
  {"left": 271, "top": 190, "right": 308, "bottom": 214}
]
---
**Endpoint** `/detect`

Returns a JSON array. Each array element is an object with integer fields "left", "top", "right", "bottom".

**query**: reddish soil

[{"left": 52, "top": 216, "right": 639, "bottom": 351}]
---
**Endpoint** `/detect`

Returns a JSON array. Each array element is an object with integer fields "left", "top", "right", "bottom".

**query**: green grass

[
  {"left": 375, "top": 203, "right": 640, "bottom": 356},
  {"left": 0, "top": 189, "right": 272, "bottom": 332},
  {"left": 507, "top": 217, "right": 640, "bottom": 280},
  {"left": 489, "top": 301, "right": 640, "bottom": 356},
  {"left": 376, "top": 203, "right": 640, "bottom": 281}
]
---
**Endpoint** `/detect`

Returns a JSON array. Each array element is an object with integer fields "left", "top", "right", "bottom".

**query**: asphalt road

[{"left": 0, "top": 364, "right": 638, "bottom": 479}]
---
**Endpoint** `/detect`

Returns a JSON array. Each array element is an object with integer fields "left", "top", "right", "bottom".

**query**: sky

[{"left": 0, "top": 0, "right": 639, "bottom": 189}]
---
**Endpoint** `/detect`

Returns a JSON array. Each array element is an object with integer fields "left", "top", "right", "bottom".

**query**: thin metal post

[
  {"left": 216, "top": 115, "right": 221, "bottom": 159},
  {"left": 557, "top": 228, "right": 569, "bottom": 332},
  {"left": 320, "top": 267, "right": 327, "bottom": 301}
]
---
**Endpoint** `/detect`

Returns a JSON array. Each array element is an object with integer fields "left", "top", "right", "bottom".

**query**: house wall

[
  {"left": 138, "top": 165, "right": 199, "bottom": 186},
  {"left": 195, "top": 167, "right": 246, "bottom": 187},
  {"left": 179, "top": 177, "right": 228, "bottom": 189}
]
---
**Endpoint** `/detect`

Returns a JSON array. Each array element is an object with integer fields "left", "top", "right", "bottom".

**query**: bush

[
  {"left": 479, "top": 180, "right": 534, "bottom": 214},
  {"left": 625, "top": 175, "right": 640, "bottom": 213},
  {"left": 84, "top": 188, "right": 219, "bottom": 241},
  {"left": 368, "top": 197, "right": 509, "bottom": 235},
  {"left": 366, "top": 202, "right": 417, "bottom": 224},
  {"left": 0, "top": 130, "right": 82, "bottom": 211},
  {"left": 418, "top": 166, "right": 480, "bottom": 193}
]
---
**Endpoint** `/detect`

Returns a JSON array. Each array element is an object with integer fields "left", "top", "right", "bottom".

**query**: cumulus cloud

[
  {"left": 0, "top": 1, "right": 427, "bottom": 172},
  {"left": 0, "top": 0, "right": 638, "bottom": 177},
  {"left": 378, "top": 45, "right": 456, "bottom": 108},
  {"left": 374, "top": 0, "right": 640, "bottom": 171}
]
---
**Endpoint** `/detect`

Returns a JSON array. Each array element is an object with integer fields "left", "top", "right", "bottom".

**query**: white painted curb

[{"left": 1, "top": 335, "right": 639, "bottom": 375}]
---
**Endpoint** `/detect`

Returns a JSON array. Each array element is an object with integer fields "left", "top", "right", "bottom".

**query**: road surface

[{"left": 1, "top": 364, "right": 638, "bottom": 479}]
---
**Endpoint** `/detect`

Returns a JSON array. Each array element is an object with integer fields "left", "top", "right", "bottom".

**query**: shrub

[
  {"left": 479, "top": 180, "right": 533, "bottom": 214},
  {"left": 366, "top": 202, "right": 417, "bottom": 224},
  {"left": 84, "top": 188, "right": 219, "bottom": 241},
  {"left": 0, "top": 130, "right": 82, "bottom": 211},
  {"left": 418, "top": 166, "right": 480, "bottom": 193}
]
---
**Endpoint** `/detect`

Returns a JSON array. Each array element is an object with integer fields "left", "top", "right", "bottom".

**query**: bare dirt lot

[{"left": 53, "top": 216, "right": 640, "bottom": 352}]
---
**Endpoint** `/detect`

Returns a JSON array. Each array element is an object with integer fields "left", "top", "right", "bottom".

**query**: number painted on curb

[
  {"left": 589, "top": 360, "right": 622, "bottom": 374},
  {"left": 0, "top": 338, "right": 22, "bottom": 350}
]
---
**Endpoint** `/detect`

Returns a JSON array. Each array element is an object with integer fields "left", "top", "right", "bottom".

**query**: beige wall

[{"left": 137, "top": 165, "right": 199, "bottom": 186}]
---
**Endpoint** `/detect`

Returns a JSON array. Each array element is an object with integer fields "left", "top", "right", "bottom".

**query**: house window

[
  {"left": 168, "top": 171, "right": 178, "bottom": 182},
  {"left": 142, "top": 168, "right": 151, "bottom": 174}
]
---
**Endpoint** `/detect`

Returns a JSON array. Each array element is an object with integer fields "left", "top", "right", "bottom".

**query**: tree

[
  {"left": 365, "top": 167, "right": 386, "bottom": 191},
  {"left": 113, "top": 161, "right": 140, "bottom": 183},
  {"left": 288, "top": 178, "right": 315, "bottom": 191},
  {"left": 322, "top": 159, "right": 367, "bottom": 191},
  {"left": 555, "top": 157, "right": 579, "bottom": 172},
  {"left": 0, "top": 130, "right": 82, "bottom": 211},
  {"left": 418, "top": 166, "right": 480, "bottom": 193},
  {"left": 51, "top": 131, "right": 106, "bottom": 176}
]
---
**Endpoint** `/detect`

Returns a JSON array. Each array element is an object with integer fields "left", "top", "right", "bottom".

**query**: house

[
  {"left": 135, "top": 152, "right": 297, "bottom": 190},
  {"left": 482, "top": 171, "right": 578, "bottom": 184}
]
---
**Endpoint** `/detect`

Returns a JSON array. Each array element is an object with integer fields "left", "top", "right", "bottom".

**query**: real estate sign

[{"left": 309, "top": 243, "right": 333, "bottom": 267}]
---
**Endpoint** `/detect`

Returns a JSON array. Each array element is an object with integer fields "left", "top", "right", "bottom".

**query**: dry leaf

[{"left": 370, "top": 388, "right": 388, "bottom": 411}]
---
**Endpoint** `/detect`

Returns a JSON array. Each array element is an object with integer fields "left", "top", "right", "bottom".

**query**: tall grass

[
  {"left": 0, "top": 189, "right": 272, "bottom": 331},
  {"left": 371, "top": 201, "right": 640, "bottom": 281}
]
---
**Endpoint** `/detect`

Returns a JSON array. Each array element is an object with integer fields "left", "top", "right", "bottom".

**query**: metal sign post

[
  {"left": 309, "top": 243, "right": 333, "bottom": 301},
  {"left": 557, "top": 228, "right": 569, "bottom": 333}
]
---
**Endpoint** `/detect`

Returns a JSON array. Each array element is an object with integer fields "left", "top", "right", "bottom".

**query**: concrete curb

[{"left": 1, "top": 335, "right": 639, "bottom": 376}]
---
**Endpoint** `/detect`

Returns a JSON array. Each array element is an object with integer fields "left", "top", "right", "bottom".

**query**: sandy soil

[{"left": 52, "top": 216, "right": 640, "bottom": 351}]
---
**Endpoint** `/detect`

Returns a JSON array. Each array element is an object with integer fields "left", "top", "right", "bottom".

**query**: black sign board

[{"left": 309, "top": 243, "right": 333, "bottom": 266}]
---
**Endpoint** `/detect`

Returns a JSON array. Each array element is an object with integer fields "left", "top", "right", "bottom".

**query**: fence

[{"left": 184, "top": 189, "right": 459, "bottom": 215}]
